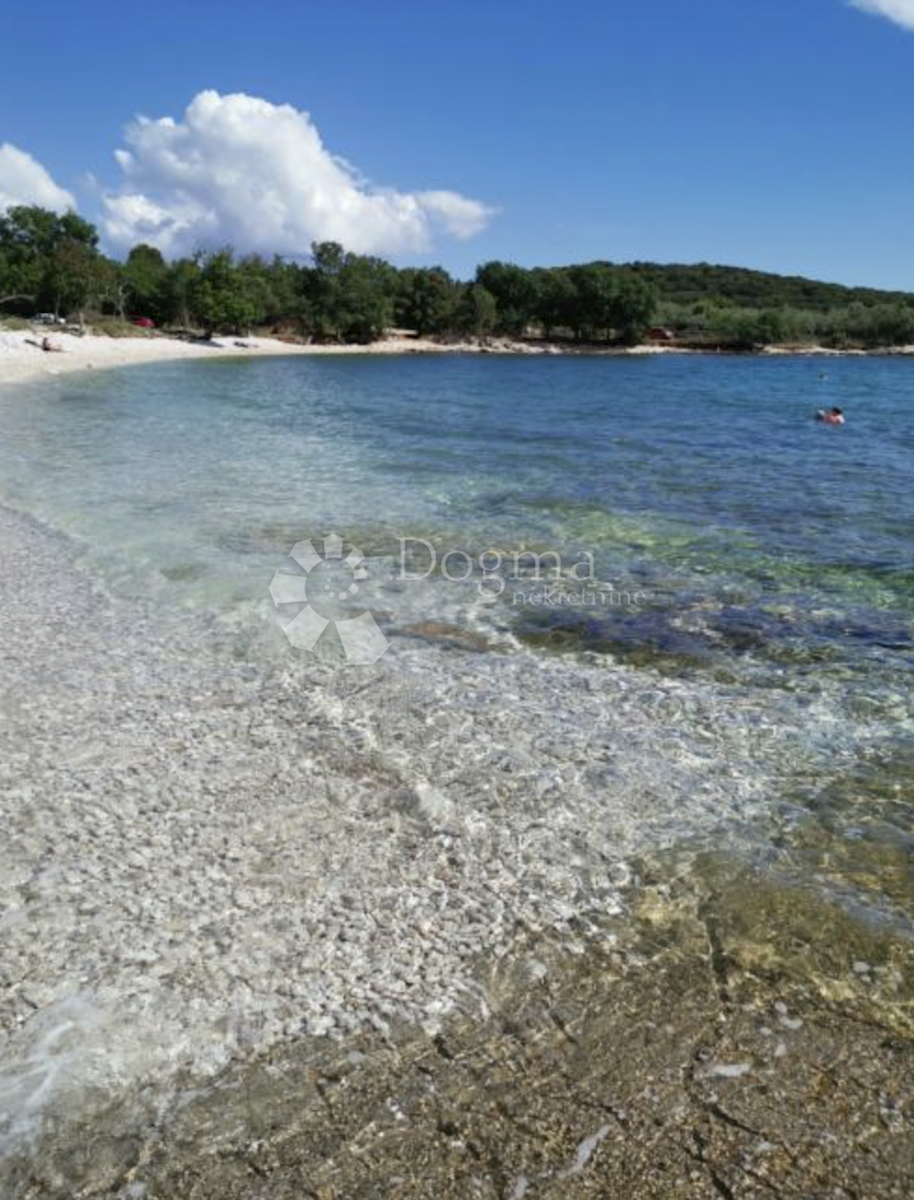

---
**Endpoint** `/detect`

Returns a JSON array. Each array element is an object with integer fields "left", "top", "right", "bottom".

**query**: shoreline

[
  {"left": 4, "top": 326, "right": 914, "bottom": 388},
  {"left": 0, "top": 500, "right": 782, "bottom": 1167},
  {"left": 0, "top": 328, "right": 327, "bottom": 387},
  {"left": 1, "top": 394, "right": 912, "bottom": 1193},
  {"left": 6, "top": 849, "right": 912, "bottom": 1199}
]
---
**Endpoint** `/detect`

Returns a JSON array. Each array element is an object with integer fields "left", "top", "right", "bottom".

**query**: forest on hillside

[{"left": 2, "top": 205, "right": 914, "bottom": 348}]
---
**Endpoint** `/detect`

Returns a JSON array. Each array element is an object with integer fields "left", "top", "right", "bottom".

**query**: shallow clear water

[
  {"left": 2, "top": 353, "right": 913, "bottom": 674},
  {"left": 1, "top": 352, "right": 913, "bottom": 1171}
]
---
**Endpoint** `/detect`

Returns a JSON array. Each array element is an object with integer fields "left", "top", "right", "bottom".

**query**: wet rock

[
  {"left": 6, "top": 858, "right": 914, "bottom": 1199},
  {"left": 399, "top": 621, "right": 495, "bottom": 653}
]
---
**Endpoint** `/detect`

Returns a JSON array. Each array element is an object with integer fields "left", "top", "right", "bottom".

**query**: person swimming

[{"left": 816, "top": 406, "right": 845, "bottom": 426}]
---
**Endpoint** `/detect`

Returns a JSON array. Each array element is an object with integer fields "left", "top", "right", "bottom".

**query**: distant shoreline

[{"left": 3, "top": 326, "right": 914, "bottom": 387}]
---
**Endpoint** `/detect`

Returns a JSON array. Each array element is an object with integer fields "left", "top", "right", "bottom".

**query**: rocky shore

[
  {"left": 1, "top": 463, "right": 912, "bottom": 1196},
  {"left": 7, "top": 853, "right": 913, "bottom": 1199},
  {"left": 0, "top": 504, "right": 799, "bottom": 1190}
]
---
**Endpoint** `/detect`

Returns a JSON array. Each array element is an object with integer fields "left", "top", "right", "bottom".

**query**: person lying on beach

[
  {"left": 816, "top": 406, "right": 845, "bottom": 425},
  {"left": 24, "top": 337, "right": 64, "bottom": 353}
]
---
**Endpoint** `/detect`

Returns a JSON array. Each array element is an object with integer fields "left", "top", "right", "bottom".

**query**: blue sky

[{"left": 1, "top": 0, "right": 913, "bottom": 287}]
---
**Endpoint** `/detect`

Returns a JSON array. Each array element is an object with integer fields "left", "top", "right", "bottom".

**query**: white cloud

[
  {"left": 849, "top": 0, "right": 914, "bottom": 32},
  {"left": 0, "top": 143, "right": 75, "bottom": 213},
  {"left": 101, "top": 90, "right": 496, "bottom": 259}
]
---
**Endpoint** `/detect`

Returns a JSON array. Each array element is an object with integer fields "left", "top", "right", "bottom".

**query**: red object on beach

[{"left": 130, "top": 316, "right": 155, "bottom": 328}]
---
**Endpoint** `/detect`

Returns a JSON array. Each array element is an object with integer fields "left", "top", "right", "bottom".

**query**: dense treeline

[
  {"left": 2, "top": 204, "right": 914, "bottom": 348},
  {"left": 636, "top": 261, "right": 914, "bottom": 348},
  {"left": 0, "top": 206, "right": 653, "bottom": 344}
]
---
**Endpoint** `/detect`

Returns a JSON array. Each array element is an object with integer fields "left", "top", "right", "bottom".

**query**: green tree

[
  {"left": 454, "top": 283, "right": 497, "bottom": 336},
  {"left": 301, "top": 243, "right": 395, "bottom": 341},
  {"left": 532, "top": 268, "right": 576, "bottom": 337},
  {"left": 0, "top": 206, "right": 100, "bottom": 316},
  {"left": 188, "top": 250, "right": 258, "bottom": 337},
  {"left": 158, "top": 258, "right": 200, "bottom": 328},
  {"left": 42, "top": 241, "right": 106, "bottom": 322},
  {"left": 476, "top": 262, "right": 539, "bottom": 337},
  {"left": 0, "top": 208, "right": 55, "bottom": 306},
  {"left": 396, "top": 267, "right": 457, "bottom": 335},
  {"left": 611, "top": 273, "right": 656, "bottom": 343},
  {"left": 337, "top": 255, "right": 394, "bottom": 342},
  {"left": 124, "top": 244, "right": 168, "bottom": 321},
  {"left": 301, "top": 241, "right": 346, "bottom": 339},
  {"left": 565, "top": 264, "right": 616, "bottom": 340},
  {"left": 238, "top": 255, "right": 303, "bottom": 329}
]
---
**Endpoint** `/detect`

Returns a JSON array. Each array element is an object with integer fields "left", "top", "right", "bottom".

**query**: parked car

[
  {"left": 130, "top": 316, "right": 155, "bottom": 329},
  {"left": 34, "top": 313, "right": 66, "bottom": 325}
]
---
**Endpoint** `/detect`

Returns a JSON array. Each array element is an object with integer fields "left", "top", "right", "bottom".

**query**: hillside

[
  {"left": 621, "top": 261, "right": 913, "bottom": 312},
  {"left": 585, "top": 261, "right": 914, "bottom": 347}
]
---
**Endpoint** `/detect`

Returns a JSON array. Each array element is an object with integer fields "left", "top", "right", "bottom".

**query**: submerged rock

[
  {"left": 399, "top": 620, "right": 496, "bottom": 653},
  {"left": 6, "top": 857, "right": 913, "bottom": 1199}
]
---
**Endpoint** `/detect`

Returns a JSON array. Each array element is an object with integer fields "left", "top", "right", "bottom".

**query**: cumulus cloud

[
  {"left": 849, "top": 0, "right": 914, "bottom": 31},
  {"left": 0, "top": 143, "right": 75, "bottom": 213},
  {"left": 101, "top": 90, "right": 496, "bottom": 258}
]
